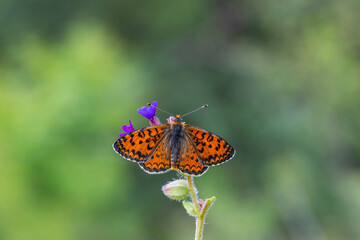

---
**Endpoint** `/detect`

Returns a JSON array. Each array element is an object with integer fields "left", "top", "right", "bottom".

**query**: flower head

[
  {"left": 138, "top": 101, "right": 161, "bottom": 126},
  {"left": 138, "top": 101, "right": 157, "bottom": 119},
  {"left": 119, "top": 120, "right": 135, "bottom": 137}
]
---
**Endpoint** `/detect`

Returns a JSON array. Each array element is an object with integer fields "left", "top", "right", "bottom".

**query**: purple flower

[
  {"left": 138, "top": 101, "right": 161, "bottom": 126},
  {"left": 119, "top": 120, "right": 135, "bottom": 137},
  {"left": 138, "top": 101, "right": 157, "bottom": 119}
]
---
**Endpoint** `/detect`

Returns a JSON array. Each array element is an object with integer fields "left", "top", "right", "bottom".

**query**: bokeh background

[{"left": 1, "top": 1, "right": 360, "bottom": 240}]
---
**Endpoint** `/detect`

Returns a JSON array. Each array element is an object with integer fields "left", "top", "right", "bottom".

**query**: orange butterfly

[{"left": 113, "top": 115, "right": 235, "bottom": 176}]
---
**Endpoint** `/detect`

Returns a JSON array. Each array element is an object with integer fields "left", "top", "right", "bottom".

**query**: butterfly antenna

[
  {"left": 147, "top": 102, "right": 174, "bottom": 116},
  {"left": 181, "top": 104, "right": 208, "bottom": 118}
]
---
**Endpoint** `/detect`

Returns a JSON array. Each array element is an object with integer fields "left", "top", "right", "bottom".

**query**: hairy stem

[
  {"left": 185, "top": 175, "right": 216, "bottom": 240},
  {"left": 195, "top": 214, "right": 204, "bottom": 240},
  {"left": 186, "top": 175, "right": 200, "bottom": 214}
]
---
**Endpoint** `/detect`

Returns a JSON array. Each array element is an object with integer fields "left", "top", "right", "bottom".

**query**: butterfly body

[
  {"left": 168, "top": 122, "right": 184, "bottom": 169},
  {"left": 113, "top": 116, "right": 235, "bottom": 176}
]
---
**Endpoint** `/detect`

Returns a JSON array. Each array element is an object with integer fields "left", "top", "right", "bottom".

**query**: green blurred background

[{"left": 1, "top": 0, "right": 360, "bottom": 239}]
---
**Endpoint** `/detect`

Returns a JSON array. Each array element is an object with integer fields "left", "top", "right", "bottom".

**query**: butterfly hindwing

[
  {"left": 113, "top": 124, "right": 169, "bottom": 162},
  {"left": 139, "top": 139, "right": 171, "bottom": 173},
  {"left": 185, "top": 125, "right": 235, "bottom": 166},
  {"left": 177, "top": 136, "right": 208, "bottom": 176}
]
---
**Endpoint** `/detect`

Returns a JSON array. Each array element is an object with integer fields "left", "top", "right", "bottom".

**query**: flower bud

[
  {"left": 183, "top": 201, "right": 197, "bottom": 217},
  {"left": 162, "top": 179, "right": 189, "bottom": 200}
]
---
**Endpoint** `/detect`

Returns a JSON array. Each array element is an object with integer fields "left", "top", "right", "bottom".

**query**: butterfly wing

[
  {"left": 177, "top": 135, "right": 208, "bottom": 176},
  {"left": 185, "top": 125, "right": 235, "bottom": 166},
  {"left": 139, "top": 139, "right": 171, "bottom": 174},
  {"left": 113, "top": 124, "right": 169, "bottom": 162}
]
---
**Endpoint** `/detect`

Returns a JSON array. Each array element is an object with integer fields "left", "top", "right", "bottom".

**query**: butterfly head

[{"left": 175, "top": 114, "right": 183, "bottom": 123}]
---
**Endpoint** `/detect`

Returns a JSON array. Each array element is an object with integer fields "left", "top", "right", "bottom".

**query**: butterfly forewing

[
  {"left": 185, "top": 125, "right": 235, "bottom": 166},
  {"left": 113, "top": 124, "right": 169, "bottom": 162}
]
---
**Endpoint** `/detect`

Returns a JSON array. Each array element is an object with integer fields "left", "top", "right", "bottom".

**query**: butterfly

[{"left": 113, "top": 115, "right": 235, "bottom": 176}]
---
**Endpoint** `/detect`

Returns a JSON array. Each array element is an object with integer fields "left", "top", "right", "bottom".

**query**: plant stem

[
  {"left": 186, "top": 175, "right": 200, "bottom": 214},
  {"left": 185, "top": 175, "right": 216, "bottom": 240},
  {"left": 195, "top": 214, "right": 204, "bottom": 240}
]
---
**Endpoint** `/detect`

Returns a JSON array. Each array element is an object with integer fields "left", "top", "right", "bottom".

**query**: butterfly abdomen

[{"left": 169, "top": 123, "right": 185, "bottom": 169}]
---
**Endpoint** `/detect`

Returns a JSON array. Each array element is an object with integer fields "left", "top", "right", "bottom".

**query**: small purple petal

[
  {"left": 122, "top": 120, "right": 134, "bottom": 132},
  {"left": 119, "top": 120, "right": 135, "bottom": 137},
  {"left": 137, "top": 101, "right": 157, "bottom": 119}
]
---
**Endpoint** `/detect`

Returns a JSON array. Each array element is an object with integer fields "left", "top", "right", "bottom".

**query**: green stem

[
  {"left": 195, "top": 214, "right": 204, "bottom": 240},
  {"left": 185, "top": 174, "right": 216, "bottom": 240},
  {"left": 186, "top": 175, "right": 200, "bottom": 214}
]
